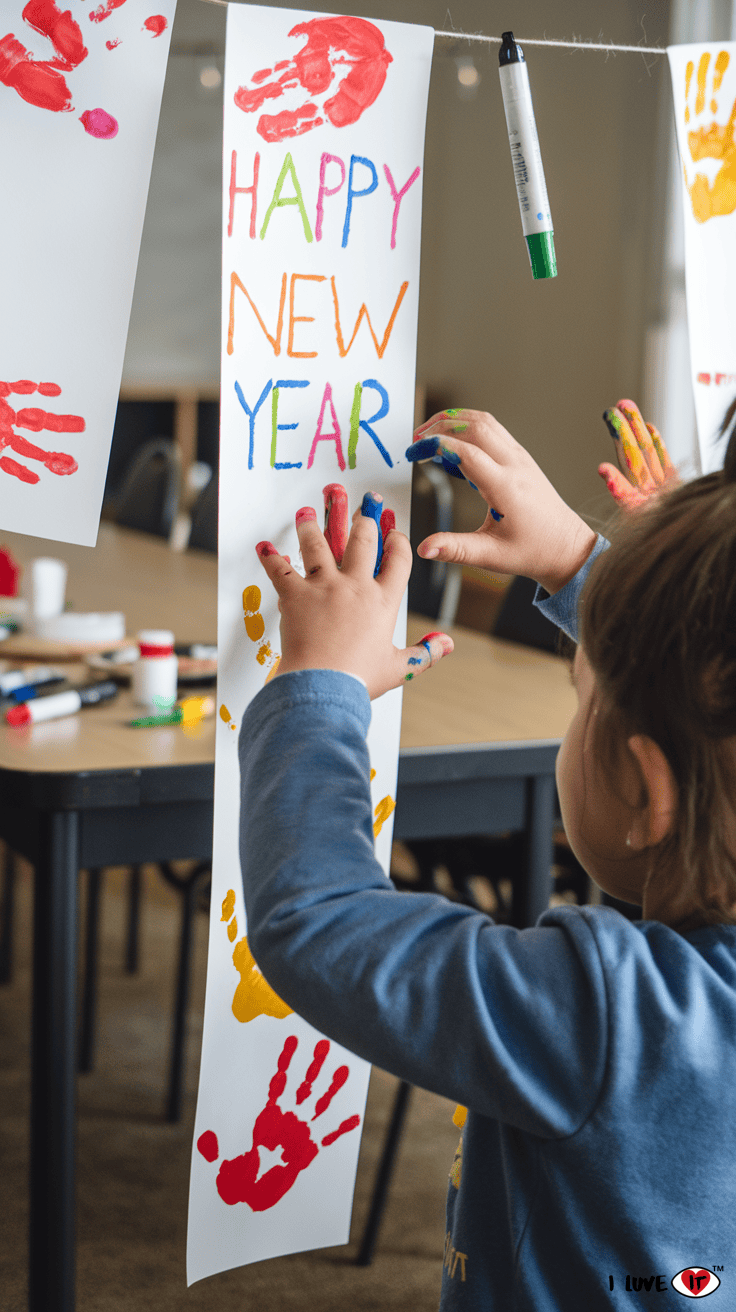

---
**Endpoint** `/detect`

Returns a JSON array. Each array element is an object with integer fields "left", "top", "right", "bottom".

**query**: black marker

[{"left": 6, "top": 680, "right": 119, "bottom": 726}]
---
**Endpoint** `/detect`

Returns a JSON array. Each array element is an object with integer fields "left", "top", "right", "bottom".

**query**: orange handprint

[
  {"left": 197, "top": 1034, "right": 361, "bottom": 1211},
  {"left": 684, "top": 50, "right": 736, "bottom": 223},
  {"left": 0, "top": 380, "right": 83, "bottom": 484},
  {"left": 221, "top": 888, "right": 293, "bottom": 1023}
]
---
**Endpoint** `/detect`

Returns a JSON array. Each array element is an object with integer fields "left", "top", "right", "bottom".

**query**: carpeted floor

[{"left": 0, "top": 861, "right": 462, "bottom": 1311}]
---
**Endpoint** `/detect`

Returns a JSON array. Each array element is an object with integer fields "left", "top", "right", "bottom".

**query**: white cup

[{"left": 25, "top": 557, "right": 68, "bottom": 628}]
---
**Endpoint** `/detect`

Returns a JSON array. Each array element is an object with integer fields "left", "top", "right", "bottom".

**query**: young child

[{"left": 241, "top": 405, "right": 736, "bottom": 1309}]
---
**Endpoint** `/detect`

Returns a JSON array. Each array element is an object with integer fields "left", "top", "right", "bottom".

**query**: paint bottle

[
  {"left": 132, "top": 630, "right": 178, "bottom": 710},
  {"left": 498, "top": 31, "right": 557, "bottom": 279}
]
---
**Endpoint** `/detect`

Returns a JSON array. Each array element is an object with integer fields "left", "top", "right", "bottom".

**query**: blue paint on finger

[
  {"left": 405, "top": 436, "right": 439, "bottom": 462},
  {"left": 408, "top": 656, "right": 422, "bottom": 665},
  {"left": 490, "top": 507, "right": 504, "bottom": 522},
  {"left": 361, "top": 491, "right": 384, "bottom": 575}
]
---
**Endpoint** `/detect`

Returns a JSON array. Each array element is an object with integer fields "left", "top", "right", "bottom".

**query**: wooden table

[{"left": 0, "top": 525, "right": 576, "bottom": 1312}]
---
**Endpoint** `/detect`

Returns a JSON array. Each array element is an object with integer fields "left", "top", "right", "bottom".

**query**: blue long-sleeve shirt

[{"left": 240, "top": 539, "right": 736, "bottom": 1308}]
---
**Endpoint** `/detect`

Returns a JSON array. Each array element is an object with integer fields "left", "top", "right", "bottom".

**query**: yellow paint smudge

[
  {"left": 256, "top": 640, "right": 274, "bottom": 665},
  {"left": 227, "top": 917, "right": 238, "bottom": 942},
  {"left": 373, "top": 794, "right": 396, "bottom": 838},
  {"left": 714, "top": 49, "right": 730, "bottom": 93},
  {"left": 243, "top": 585, "right": 265, "bottom": 641},
  {"left": 370, "top": 768, "right": 376, "bottom": 781},
  {"left": 695, "top": 51, "right": 710, "bottom": 115},
  {"left": 685, "top": 59, "right": 694, "bottom": 101},
  {"left": 219, "top": 703, "right": 237, "bottom": 730},
  {"left": 265, "top": 656, "right": 281, "bottom": 684},
  {"left": 221, "top": 889, "right": 236, "bottom": 921},
  {"left": 231, "top": 936, "right": 293, "bottom": 1023},
  {"left": 453, "top": 1104, "right": 467, "bottom": 1128}
]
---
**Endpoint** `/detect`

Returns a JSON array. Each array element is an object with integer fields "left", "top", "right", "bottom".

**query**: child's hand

[
  {"left": 599, "top": 400, "right": 679, "bottom": 510},
  {"left": 256, "top": 492, "right": 453, "bottom": 700},
  {"left": 406, "top": 409, "right": 597, "bottom": 596}
]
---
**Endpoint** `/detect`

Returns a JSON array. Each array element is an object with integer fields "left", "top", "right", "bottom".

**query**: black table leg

[
  {"left": 356, "top": 1079, "right": 412, "bottom": 1266},
  {"left": 30, "top": 811, "right": 79, "bottom": 1312},
  {"left": 514, "top": 774, "right": 556, "bottom": 928}
]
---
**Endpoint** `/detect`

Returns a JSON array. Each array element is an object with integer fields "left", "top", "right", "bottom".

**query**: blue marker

[{"left": 361, "top": 491, "right": 383, "bottom": 575}]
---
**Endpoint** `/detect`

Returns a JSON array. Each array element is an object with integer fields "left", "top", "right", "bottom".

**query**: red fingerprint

[
  {"left": 234, "top": 15, "right": 392, "bottom": 144},
  {"left": 143, "top": 15, "right": 167, "bottom": 37},
  {"left": 0, "top": 381, "right": 83, "bottom": 484},
  {"left": 80, "top": 106, "right": 118, "bottom": 138},
  {"left": 88, "top": 0, "right": 126, "bottom": 23},
  {"left": 0, "top": 0, "right": 88, "bottom": 113},
  {"left": 196, "top": 1130, "right": 219, "bottom": 1163}
]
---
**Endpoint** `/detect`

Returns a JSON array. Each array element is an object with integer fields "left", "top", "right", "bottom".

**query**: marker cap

[
  {"left": 525, "top": 231, "right": 557, "bottom": 280},
  {"left": 6, "top": 704, "right": 32, "bottom": 726}
]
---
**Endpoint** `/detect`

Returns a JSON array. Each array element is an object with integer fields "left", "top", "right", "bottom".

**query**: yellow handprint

[
  {"left": 684, "top": 50, "right": 736, "bottom": 223},
  {"left": 221, "top": 889, "right": 293, "bottom": 1023}
]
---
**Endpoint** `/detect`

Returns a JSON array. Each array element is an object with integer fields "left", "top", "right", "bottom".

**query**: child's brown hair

[{"left": 579, "top": 428, "right": 736, "bottom": 930}]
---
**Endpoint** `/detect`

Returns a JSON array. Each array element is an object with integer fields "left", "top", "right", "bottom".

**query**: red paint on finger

[
  {"left": 295, "top": 506, "right": 317, "bottom": 525},
  {"left": 143, "top": 14, "right": 167, "bottom": 37},
  {"left": 379, "top": 508, "right": 395, "bottom": 538},
  {"left": 323, "top": 482, "right": 348, "bottom": 564},
  {"left": 79, "top": 107, "right": 118, "bottom": 138},
  {"left": 256, "top": 541, "right": 278, "bottom": 557}
]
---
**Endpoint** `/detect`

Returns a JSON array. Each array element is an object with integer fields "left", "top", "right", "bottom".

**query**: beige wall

[{"left": 128, "top": 0, "right": 671, "bottom": 527}]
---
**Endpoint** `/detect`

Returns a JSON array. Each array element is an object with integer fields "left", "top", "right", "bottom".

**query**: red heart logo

[{"left": 681, "top": 1269, "right": 711, "bottom": 1293}]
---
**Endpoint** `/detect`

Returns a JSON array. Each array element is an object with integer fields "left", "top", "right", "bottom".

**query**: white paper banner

[
  {"left": 187, "top": 5, "right": 433, "bottom": 1285},
  {"left": 669, "top": 43, "right": 736, "bottom": 474},
  {"left": 0, "top": 0, "right": 176, "bottom": 545}
]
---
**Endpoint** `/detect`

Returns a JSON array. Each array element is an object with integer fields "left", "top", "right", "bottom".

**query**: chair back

[
  {"left": 188, "top": 473, "right": 218, "bottom": 553},
  {"left": 492, "top": 574, "right": 561, "bottom": 653},
  {"left": 114, "top": 439, "right": 181, "bottom": 540}
]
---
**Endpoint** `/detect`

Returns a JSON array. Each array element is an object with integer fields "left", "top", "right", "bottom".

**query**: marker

[
  {"left": 5, "top": 680, "right": 119, "bottom": 726},
  {"left": 0, "top": 665, "right": 64, "bottom": 696},
  {"left": 498, "top": 31, "right": 557, "bottom": 280},
  {"left": 128, "top": 695, "right": 216, "bottom": 728}
]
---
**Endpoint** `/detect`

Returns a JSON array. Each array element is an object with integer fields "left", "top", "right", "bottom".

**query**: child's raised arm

[{"left": 405, "top": 409, "right": 597, "bottom": 595}]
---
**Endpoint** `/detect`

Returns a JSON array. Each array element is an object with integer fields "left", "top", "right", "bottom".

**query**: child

[{"left": 241, "top": 405, "right": 736, "bottom": 1309}]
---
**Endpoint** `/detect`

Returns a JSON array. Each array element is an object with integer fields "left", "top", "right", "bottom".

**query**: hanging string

[{"left": 196, "top": 0, "right": 665, "bottom": 55}]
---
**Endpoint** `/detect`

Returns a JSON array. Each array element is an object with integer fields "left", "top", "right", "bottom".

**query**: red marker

[{"left": 6, "top": 680, "right": 118, "bottom": 726}]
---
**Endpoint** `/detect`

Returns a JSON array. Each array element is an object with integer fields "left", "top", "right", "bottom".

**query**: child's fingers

[
  {"left": 295, "top": 507, "right": 337, "bottom": 577},
  {"left": 602, "top": 407, "right": 657, "bottom": 492},
  {"left": 414, "top": 407, "right": 465, "bottom": 436},
  {"left": 380, "top": 507, "right": 395, "bottom": 544},
  {"left": 645, "top": 422, "right": 678, "bottom": 482},
  {"left": 255, "top": 541, "right": 302, "bottom": 593},
  {"left": 597, "top": 462, "right": 646, "bottom": 511},
  {"left": 398, "top": 630, "right": 454, "bottom": 685},
  {"left": 376, "top": 526, "right": 412, "bottom": 603},
  {"left": 405, "top": 434, "right": 500, "bottom": 510},
  {"left": 323, "top": 483, "right": 348, "bottom": 565},
  {"left": 341, "top": 492, "right": 383, "bottom": 577},
  {"left": 615, "top": 400, "right": 664, "bottom": 486}
]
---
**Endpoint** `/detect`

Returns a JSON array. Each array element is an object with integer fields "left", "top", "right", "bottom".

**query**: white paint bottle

[{"left": 132, "top": 629, "right": 178, "bottom": 710}]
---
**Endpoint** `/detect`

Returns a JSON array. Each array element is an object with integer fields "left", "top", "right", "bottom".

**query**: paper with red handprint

[
  {"left": 669, "top": 44, "right": 736, "bottom": 474},
  {"left": 0, "top": 0, "right": 175, "bottom": 543}
]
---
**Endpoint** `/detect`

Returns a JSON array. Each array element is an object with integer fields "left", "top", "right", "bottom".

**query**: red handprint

[
  {"left": 0, "top": 380, "right": 83, "bottom": 484},
  {"left": 234, "top": 15, "right": 392, "bottom": 143},
  {"left": 197, "top": 1035, "right": 361, "bottom": 1212},
  {"left": 0, "top": 0, "right": 88, "bottom": 113}
]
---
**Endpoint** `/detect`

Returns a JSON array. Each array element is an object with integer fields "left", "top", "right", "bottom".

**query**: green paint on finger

[
  {"left": 453, "top": 423, "right": 468, "bottom": 432},
  {"left": 445, "top": 408, "right": 462, "bottom": 417}
]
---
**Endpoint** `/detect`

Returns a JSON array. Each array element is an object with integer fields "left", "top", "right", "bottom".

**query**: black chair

[
  {"left": 187, "top": 473, "right": 218, "bottom": 553},
  {"left": 493, "top": 573, "right": 562, "bottom": 654},
  {"left": 111, "top": 438, "right": 182, "bottom": 540}
]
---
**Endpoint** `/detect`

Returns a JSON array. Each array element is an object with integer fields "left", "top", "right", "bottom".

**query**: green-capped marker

[{"left": 499, "top": 31, "right": 557, "bottom": 280}]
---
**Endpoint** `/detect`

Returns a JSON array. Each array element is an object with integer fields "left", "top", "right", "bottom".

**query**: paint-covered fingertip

[
  {"left": 380, "top": 508, "right": 396, "bottom": 537},
  {"left": 418, "top": 631, "right": 454, "bottom": 665},
  {"left": 361, "top": 491, "right": 383, "bottom": 518},
  {"left": 405, "top": 435, "right": 439, "bottom": 462},
  {"left": 256, "top": 540, "right": 278, "bottom": 557},
  {"left": 322, "top": 482, "right": 347, "bottom": 503},
  {"left": 295, "top": 506, "right": 317, "bottom": 525}
]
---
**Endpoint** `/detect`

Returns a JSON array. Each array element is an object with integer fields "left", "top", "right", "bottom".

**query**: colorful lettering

[
  {"left": 348, "top": 379, "right": 391, "bottom": 469},
  {"left": 315, "top": 153, "right": 346, "bottom": 241},
  {"left": 342, "top": 154, "right": 378, "bottom": 247},
  {"left": 228, "top": 150, "right": 260, "bottom": 239},
  {"left": 331, "top": 276, "right": 409, "bottom": 358},
  {"left": 228, "top": 272, "right": 287, "bottom": 357},
  {"left": 259, "top": 153, "right": 313, "bottom": 243},
  {"left": 271, "top": 379, "right": 308, "bottom": 469},
  {"left": 383, "top": 163, "right": 421, "bottom": 249},
  {"left": 307, "top": 382, "right": 345, "bottom": 471},
  {"left": 234, "top": 379, "right": 272, "bottom": 470},
  {"left": 288, "top": 273, "right": 326, "bottom": 358}
]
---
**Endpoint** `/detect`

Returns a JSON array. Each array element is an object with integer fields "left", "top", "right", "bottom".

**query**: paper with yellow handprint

[
  {"left": 669, "top": 44, "right": 736, "bottom": 473},
  {"left": 220, "top": 888, "right": 293, "bottom": 1023}
]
